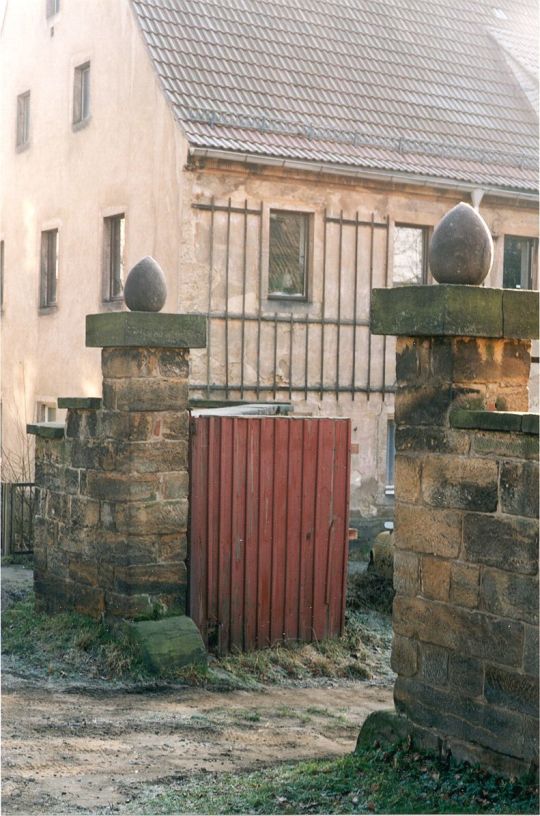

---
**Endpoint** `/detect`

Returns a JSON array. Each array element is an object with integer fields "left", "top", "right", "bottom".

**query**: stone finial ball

[
  {"left": 124, "top": 256, "right": 167, "bottom": 311},
  {"left": 429, "top": 202, "right": 493, "bottom": 285}
]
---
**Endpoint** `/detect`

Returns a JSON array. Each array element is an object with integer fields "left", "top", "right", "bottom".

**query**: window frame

[
  {"left": 37, "top": 402, "right": 57, "bottom": 423},
  {"left": 392, "top": 223, "right": 430, "bottom": 287},
  {"left": 502, "top": 235, "right": 538, "bottom": 291},
  {"left": 16, "top": 91, "right": 30, "bottom": 150},
  {"left": 267, "top": 209, "right": 312, "bottom": 302},
  {"left": 46, "top": 0, "right": 60, "bottom": 18},
  {"left": 72, "top": 62, "right": 91, "bottom": 128},
  {"left": 102, "top": 213, "right": 125, "bottom": 303},
  {"left": 385, "top": 419, "right": 396, "bottom": 496},
  {"left": 39, "top": 229, "right": 58, "bottom": 310}
]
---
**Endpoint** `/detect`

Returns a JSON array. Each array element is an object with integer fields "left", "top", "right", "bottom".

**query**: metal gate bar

[{"left": 192, "top": 199, "right": 392, "bottom": 400}]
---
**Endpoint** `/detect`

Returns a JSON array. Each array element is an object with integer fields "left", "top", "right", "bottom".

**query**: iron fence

[{"left": 1, "top": 482, "right": 36, "bottom": 555}]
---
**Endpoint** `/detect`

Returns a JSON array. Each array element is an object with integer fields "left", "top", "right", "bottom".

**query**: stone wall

[
  {"left": 366, "top": 283, "right": 539, "bottom": 776},
  {"left": 392, "top": 405, "right": 538, "bottom": 776},
  {"left": 29, "top": 312, "right": 205, "bottom": 620}
]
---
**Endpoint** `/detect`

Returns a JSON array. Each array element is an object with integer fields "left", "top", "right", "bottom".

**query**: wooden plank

[
  {"left": 230, "top": 418, "right": 248, "bottom": 650},
  {"left": 328, "top": 419, "right": 351, "bottom": 636},
  {"left": 244, "top": 417, "right": 260, "bottom": 651},
  {"left": 206, "top": 417, "right": 220, "bottom": 639},
  {"left": 298, "top": 420, "right": 318, "bottom": 641},
  {"left": 311, "top": 419, "right": 335, "bottom": 641},
  {"left": 257, "top": 418, "right": 274, "bottom": 648},
  {"left": 217, "top": 418, "right": 233, "bottom": 654},
  {"left": 284, "top": 419, "right": 303, "bottom": 640},
  {"left": 188, "top": 417, "right": 208, "bottom": 643},
  {"left": 270, "top": 418, "right": 288, "bottom": 643}
]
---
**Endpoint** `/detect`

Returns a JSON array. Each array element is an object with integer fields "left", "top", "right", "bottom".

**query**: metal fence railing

[{"left": 1, "top": 482, "right": 36, "bottom": 555}]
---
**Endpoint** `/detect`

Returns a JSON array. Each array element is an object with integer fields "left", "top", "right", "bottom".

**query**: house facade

[{"left": 1, "top": 0, "right": 538, "bottom": 528}]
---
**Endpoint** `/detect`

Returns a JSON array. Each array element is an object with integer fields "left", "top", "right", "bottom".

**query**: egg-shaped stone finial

[
  {"left": 124, "top": 256, "right": 167, "bottom": 311},
  {"left": 429, "top": 202, "right": 493, "bottom": 285}
]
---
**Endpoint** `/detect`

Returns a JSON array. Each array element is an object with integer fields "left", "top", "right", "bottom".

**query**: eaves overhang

[{"left": 189, "top": 146, "right": 539, "bottom": 206}]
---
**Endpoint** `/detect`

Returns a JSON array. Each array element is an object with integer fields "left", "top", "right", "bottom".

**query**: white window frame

[
  {"left": 73, "top": 62, "right": 91, "bottom": 127},
  {"left": 16, "top": 91, "right": 30, "bottom": 149}
]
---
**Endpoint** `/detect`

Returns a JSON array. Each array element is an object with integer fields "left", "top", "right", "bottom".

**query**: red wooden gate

[{"left": 189, "top": 416, "right": 351, "bottom": 654}]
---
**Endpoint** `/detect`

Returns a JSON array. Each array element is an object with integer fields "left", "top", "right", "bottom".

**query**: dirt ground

[{"left": 1, "top": 565, "right": 393, "bottom": 815}]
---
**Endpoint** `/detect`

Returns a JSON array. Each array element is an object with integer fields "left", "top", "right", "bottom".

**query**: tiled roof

[{"left": 131, "top": 0, "right": 539, "bottom": 193}]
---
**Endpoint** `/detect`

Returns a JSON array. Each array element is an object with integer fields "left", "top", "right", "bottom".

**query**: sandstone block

[
  {"left": 395, "top": 386, "right": 453, "bottom": 426},
  {"left": 523, "top": 625, "right": 539, "bottom": 676},
  {"left": 86, "top": 471, "right": 159, "bottom": 501},
  {"left": 46, "top": 491, "right": 68, "bottom": 522},
  {"left": 394, "top": 456, "right": 421, "bottom": 502},
  {"left": 462, "top": 513, "right": 538, "bottom": 574},
  {"left": 448, "top": 653, "right": 484, "bottom": 698},
  {"left": 393, "top": 594, "right": 524, "bottom": 667},
  {"left": 480, "top": 569, "right": 538, "bottom": 625},
  {"left": 452, "top": 338, "right": 530, "bottom": 385},
  {"left": 104, "top": 591, "right": 154, "bottom": 619},
  {"left": 422, "top": 455, "right": 498, "bottom": 511},
  {"left": 500, "top": 461, "right": 539, "bottom": 518},
  {"left": 101, "top": 348, "right": 160, "bottom": 378},
  {"left": 393, "top": 550, "right": 419, "bottom": 595},
  {"left": 109, "top": 499, "right": 189, "bottom": 535},
  {"left": 160, "top": 471, "right": 189, "bottom": 500},
  {"left": 450, "top": 562, "right": 480, "bottom": 608},
  {"left": 396, "top": 426, "right": 470, "bottom": 455},
  {"left": 484, "top": 664, "right": 539, "bottom": 717},
  {"left": 420, "top": 556, "right": 451, "bottom": 602},
  {"left": 112, "top": 439, "right": 188, "bottom": 474},
  {"left": 391, "top": 634, "right": 418, "bottom": 676},
  {"left": 124, "top": 616, "right": 206, "bottom": 674},
  {"left": 419, "top": 642, "right": 448, "bottom": 686},
  {"left": 394, "top": 676, "right": 538, "bottom": 762},
  {"left": 114, "top": 561, "right": 187, "bottom": 596},
  {"left": 394, "top": 504, "right": 462, "bottom": 558},
  {"left": 471, "top": 430, "right": 539, "bottom": 460},
  {"left": 69, "top": 496, "right": 100, "bottom": 529},
  {"left": 103, "top": 379, "right": 189, "bottom": 412},
  {"left": 68, "top": 559, "right": 99, "bottom": 587}
]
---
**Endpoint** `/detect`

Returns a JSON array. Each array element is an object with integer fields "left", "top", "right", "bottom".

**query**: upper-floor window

[
  {"left": 73, "top": 62, "right": 90, "bottom": 126},
  {"left": 503, "top": 236, "right": 538, "bottom": 290},
  {"left": 46, "top": 0, "right": 60, "bottom": 17},
  {"left": 268, "top": 210, "right": 310, "bottom": 299},
  {"left": 40, "top": 229, "right": 58, "bottom": 308},
  {"left": 16, "top": 91, "right": 30, "bottom": 148},
  {"left": 103, "top": 214, "right": 125, "bottom": 301},
  {"left": 393, "top": 224, "right": 429, "bottom": 286}
]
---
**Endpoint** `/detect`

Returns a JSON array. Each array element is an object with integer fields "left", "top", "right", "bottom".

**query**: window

[
  {"left": 268, "top": 210, "right": 310, "bottom": 298},
  {"left": 503, "top": 236, "right": 538, "bottom": 290},
  {"left": 385, "top": 420, "right": 396, "bottom": 496},
  {"left": 73, "top": 62, "right": 90, "bottom": 125},
  {"left": 393, "top": 225, "right": 429, "bottom": 286},
  {"left": 46, "top": 0, "right": 60, "bottom": 17},
  {"left": 40, "top": 229, "right": 58, "bottom": 308},
  {"left": 103, "top": 214, "right": 125, "bottom": 301},
  {"left": 37, "top": 403, "right": 57, "bottom": 423},
  {"left": 16, "top": 91, "right": 30, "bottom": 148}
]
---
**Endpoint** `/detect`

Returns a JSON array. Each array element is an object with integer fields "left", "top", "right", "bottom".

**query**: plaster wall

[{"left": 0, "top": 0, "right": 187, "bottom": 469}]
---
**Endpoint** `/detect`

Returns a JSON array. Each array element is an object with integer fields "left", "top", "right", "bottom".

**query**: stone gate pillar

[
  {"left": 29, "top": 258, "right": 206, "bottom": 625},
  {"left": 358, "top": 204, "right": 539, "bottom": 777}
]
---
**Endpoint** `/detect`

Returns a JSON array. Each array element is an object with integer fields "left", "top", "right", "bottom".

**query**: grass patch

[
  {"left": 2, "top": 596, "right": 150, "bottom": 681},
  {"left": 198, "top": 609, "right": 393, "bottom": 689},
  {"left": 127, "top": 743, "right": 539, "bottom": 815},
  {"left": 347, "top": 570, "right": 394, "bottom": 615},
  {"left": 2, "top": 591, "right": 392, "bottom": 688}
]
